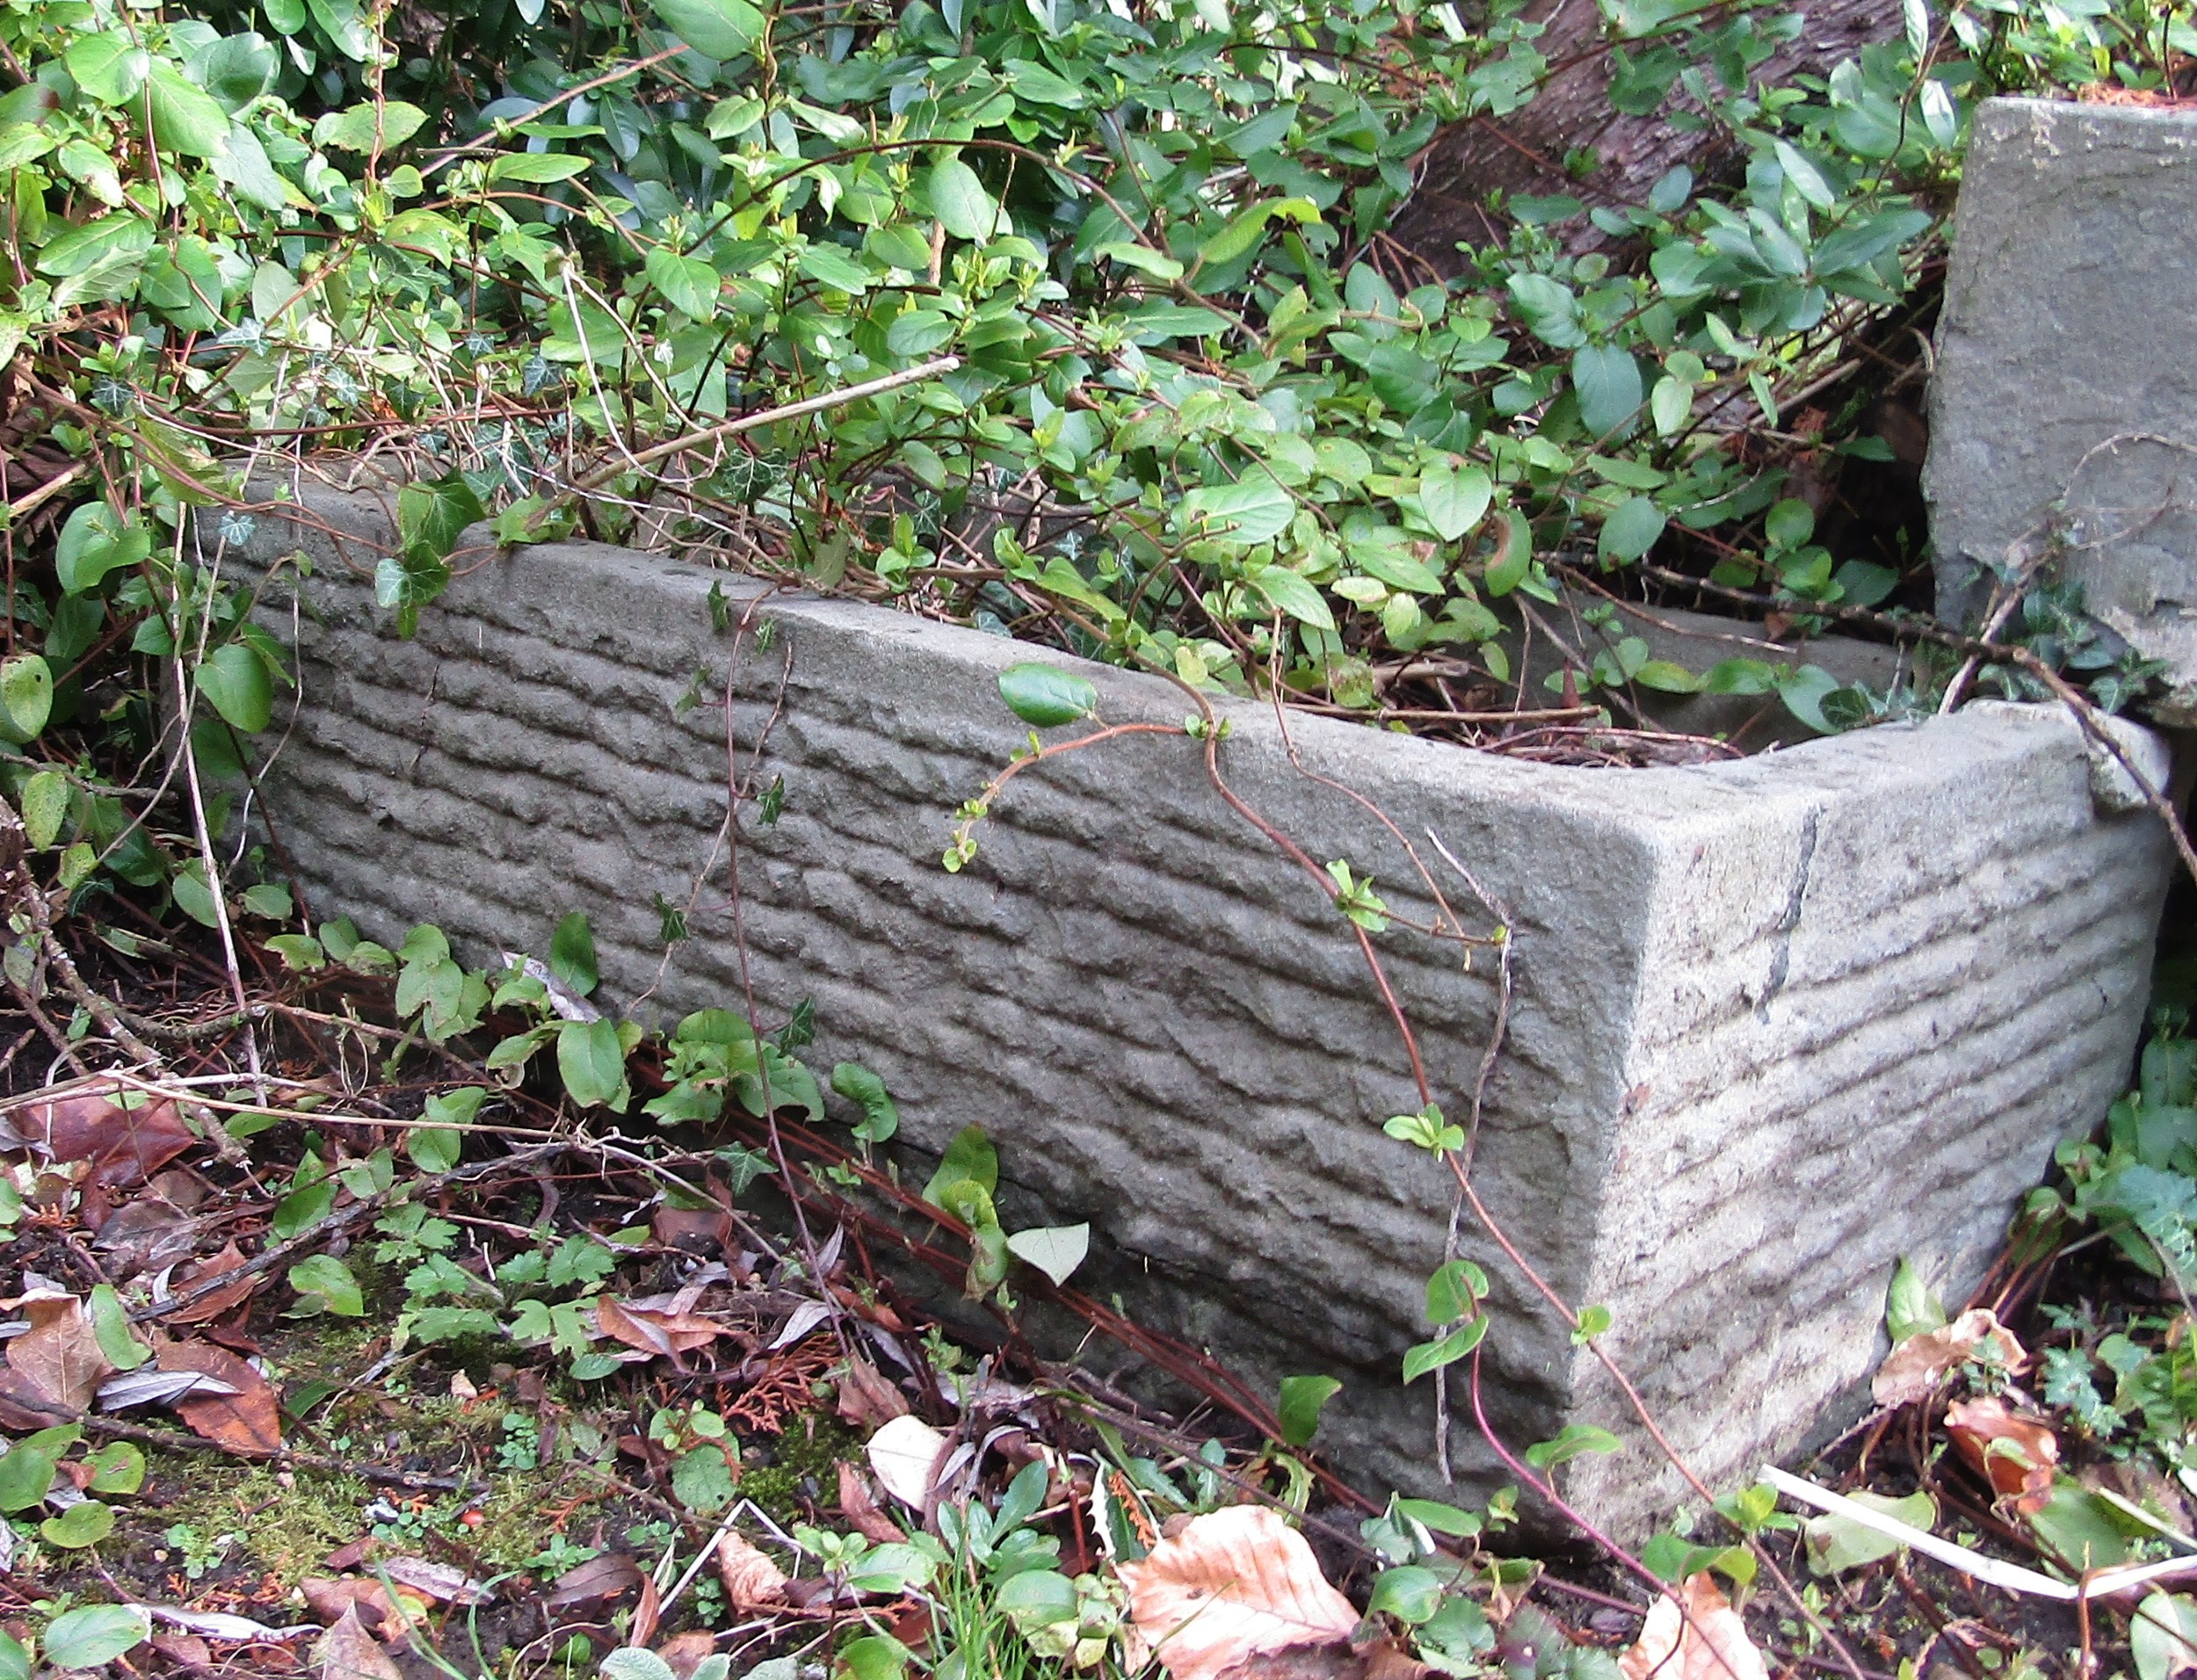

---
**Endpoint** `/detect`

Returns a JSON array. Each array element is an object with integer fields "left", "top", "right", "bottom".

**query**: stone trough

[
  {"left": 224, "top": 482, "right": 2172, "bottom": 1536},
  {"left": 1930, "top": 96, "right": 2197, "bottom": 721}
]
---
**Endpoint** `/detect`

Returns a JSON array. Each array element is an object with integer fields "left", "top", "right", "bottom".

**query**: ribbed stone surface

[
  {"left": 228, "top": 484, "right": 2172, "bottom": 1533},
  {"left": 1929, "top": 97, "right": 2197, "bottom": 721}
]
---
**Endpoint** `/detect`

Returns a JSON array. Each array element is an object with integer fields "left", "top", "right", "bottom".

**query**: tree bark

[{"left": 1387, "top": 0, "right": 1899, "bottom": 272}]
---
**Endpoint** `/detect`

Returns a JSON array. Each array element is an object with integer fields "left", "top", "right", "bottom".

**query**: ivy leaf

[
  {"left": 1418, "top": 460, "right": 1492, "bottom": 542},
  {"left": 1276, "top": 1374, "right": 1342, "bottom": 1447},
  {"left": 926, "top": 159, "right": 999, "bottom": 242},
  {"left": 197, "top": 642, "right": 273, "bottom": 734},
  {"left": 649, "top": 0, "right": 765, "bottom": 58},
  {"left": 1572, "top": 344, "right": 1643, "bottom": 438},
  {"left": 922, "top": 1124, "right": 998, "bottom": 1205},
  {"left": 145, "top": 62, "right": 233, "bottom": 157},
  {"left": 1402, "top": 1316, "right": 1487, "bottom": 1382},
  {"left": 1004, "top": 1222, "right": 1090, "bottom": 1285},
  {"left": 64, "top": 33, "right": 150, "bottom": 104},
  {"left": 1249, "top": 565, "right": 1336, "bottom": 631},
  {"left": 557, "top": 1018, "right": 630, "bottom": 1112},
  {"left": 42, "top": 1606, "right": 149, "bottom": 1670},
  {"left": 997, "top": 663, "right": 1097, "bottom": 728},
  {"left": 830, "top": 1061, "right": 900, "bottom": 1142},
  {"left": 19, "top": 770, "right": 69, "bottom": 849},
  {"left": 645, "top": 245, "right": 718, "bottom": 319},
  {"left": 1181, "top": 470, "right": 1294, "bottom": 546},
  {"left": 1599, "top": 496, "right": 1665, "bottom": 562},
  {"left": 486, "top": 151, "right": 592, "bottom": 183},
  {"left": 551, "top": 910, "right": 598, "bottom": 996},
  {"left": 0, "top": 654, "right": 53, "bottom": 745},
  {"left": 287, "top": 1253, "right": 366, "bottom": 1315}
]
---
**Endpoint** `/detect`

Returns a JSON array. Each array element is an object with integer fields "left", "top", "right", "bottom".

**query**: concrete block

[
  {"left": 1928, "top": 97, "right": 2197, "bottom": 721},
  {"left": 221, "top": 483, "right": 2172, "bottom": 1534}
]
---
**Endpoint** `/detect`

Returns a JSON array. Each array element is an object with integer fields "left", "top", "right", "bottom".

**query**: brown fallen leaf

[
  {"left": 381, "top": 1556, "right": 494, "bottom": 1606},
  {"left": 544, "top": 1552, "right": 645, "bottom": 1611},
  {"left": 717, "top": 1530, "right": 790, "bottom": 1609},
  {"left": 0, "top": 1290, "right": 114, "bottom": 1424},
  {"left": 8, "top": 1083, "right": 198, "bottom": 1188},
  {"left": 300, "top": 1580, "right": 424, "bottom": 1640},
  {"left": 1946, "top": 1397, "right": 2058, "bottom": 1514},
  {"left": 837, "top": 1460, "right": 908, "bottom": 1545},
  {"left": 1873, "top": 1310, "right": 2027, "bottom": 1409},
  {"left": 653, "top": 1201, "right": 734, "bottom": 1256},
  {"left": 162, "top": 1340, "right": 283, "bottom": 1453},
  {"left": 162, "top": 1242, "right": 264, "bottom": 1324},
  {"left": 655, "top": 1631, "right": 722, "bottom": 1680},
  {"left": 837, "top": 1353, "right": 911, "bottom": 1428},
  {"left": 316, "top": 1605, "right": 403, "bottom": 1680},
  {"left": 596, "top": 1295, "right": 728, "bottom": 1361},
  {"left": 1617, "top": 1575, "right": 1769, "bottom": 1680},
  {"left": 1214, "top": 1638, "right": 1428, "bottom": 1680},
  {"left": 1118, "top": 1505, "right": 1360, "bottom": 1680}
]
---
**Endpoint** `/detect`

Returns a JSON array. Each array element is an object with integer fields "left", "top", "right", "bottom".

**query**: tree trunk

[{"left": 1387, "top": 0, "right": 1899, "bottom": 272}]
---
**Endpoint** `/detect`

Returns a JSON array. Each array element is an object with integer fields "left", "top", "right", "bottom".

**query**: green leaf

[
  {"left": 926, "top": 159, "right": 999, "bottom": 242},
  {"left": 272, "top": 1177, "right": 336, "bottom": 1239},
  {"left": 650, "top": 0, "right": 765, "bottom": 57},
  {"left": 1277, "top": 1373, "right": 1342, "bottom": 1447},
  {"left": 1249, "top": 565, "right": 1336, "bottom": 631},
  {"left": 288, "top": 1253, "right": 366, "bottom": 1315},
  {"left": 41, "top": 1499, "right": 116, "bottom": 1547},
  {"left": 0, "top": 654, "right": 52, "bottom": 744},
  {"left": 18, "top": 772, "right": 66, "bottom": 851},
  {"left": 197, "top": 642, "right": 274, "bottom": 734},
  {"left": 923, "top": 1123, "right": 999, "bottom": 1205},
  {"left": 315, "top": 100, "right": 427, "bottom": 151},
  {"left": 551, "top": 910, "right": 598, "bottom": 996},
  {"left": 1425, "top": 1258, "right": 1489, "bottom": 1325},
  {"left": 88, "top": 1284, "right": 151, "bottom": 1370},
  {"left": 0, "top": 1631, "right": 22, "bottom": 1680},
  {"left": 146, "top": 62, "right": 232, "bottom": 157},
  {"left": 645, "top": 246, "right": 718, "bottom": 320},
  {"left": 42, "top": 1604, "right": 149, "bottom": 1669},
  {"left": 486, "top": 151, "right": 592, "bottom": 184},
  {"left": 830, "top": 1061, "right": 899, "bottom": 1142},
  {"left": 171, "top": 867, "right": 221, "bottom": 930},
  {"left": 1402, "top": 1316, "right": 1487, "bottom": 1382},
  {"left": 996, "top": 1568, "right": 1079, "bottom": 1631},
  {"left": 305, "top": 0, "right": 375, "bottom": 58},
  {"left": 85, "top": 1440, "right": 146, "bottom": 1495},
  {"left": 1004, "top": 1223, "right": 1089, "bottom": 1285},
  {"left": 1572, "top": 344, "right": 1643, "bottom": 438},
  {"left": 1369, "top": 1566, "right": 1446, "bottom": 1624},
  {"left": 888, "top": 308, "right": 956, "bottom": 358},
  {"left": 997, "top": 663, "right": 1098, "bottom": 728},
  {"left": 1418, "top": 461, "right": 1492, "bottom": 542},
  {"left": 0, "top": 1425, "right": 77, "bottom": 1511},
  {"left": 839, "top": 1636, "right": 911, "bottom": 1680},
  {"left": 557, "top": 1018, "right": 629, "bottom": 1112},
  {"left": 193, "top": 33, "right": 279, "bottom": 112},
  {"left": 54, "top": 501, "right": 151, "bottom": 594},
  {"left": 1598, "top": 496, "right": 1665, "bottom": 562},
  {"left": 601, "top": 1652, "right": 678, "bottom": 1680},
  {"left": 1181, "top": 470, "right": 1294, "bottom": 546},
  {"left": 1634, "top": 660, "right": 1702, "bottom": 694},
  {"left": 64, "top": 33, "right": 150, "bottom": 104},
  {"left": 1805, "top": 1488, "right": 1935, "bottom": 1575},
  {"left": 1524, "top": 1423, "right": 1621, "bottom": 1469},
  {"left": 671, "top": 1444, "right": 738, "bottom": 1513},
  {"left": 2135, "top": 1594, "right": 2197, "bottom": 1680}
]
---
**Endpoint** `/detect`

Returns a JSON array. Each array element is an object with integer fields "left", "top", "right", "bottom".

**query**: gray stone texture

[
  {"left": 1929, "top": 97, "right": 2197, "bottom": 721},
  {"left": 226, "top": 482, "right": 2172, "bottom": 1535}
]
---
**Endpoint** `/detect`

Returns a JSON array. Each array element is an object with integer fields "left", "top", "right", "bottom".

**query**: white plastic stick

[{"left": 1758, "top": 1465, "right": 2197, "bottom": 1602}]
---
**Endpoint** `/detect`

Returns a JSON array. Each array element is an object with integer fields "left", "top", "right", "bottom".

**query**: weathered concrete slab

[
  {"left": 1928, "top": 97, "right": 2197, "bottom": 721},
  {"left": 222, "top": 483, "right": 2172, "bottom": 1534}
]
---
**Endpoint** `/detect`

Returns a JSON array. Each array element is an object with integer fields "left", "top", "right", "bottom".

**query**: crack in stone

[{"left": 1756, "top": 807, "right": 1822, "bottom": 1024}]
